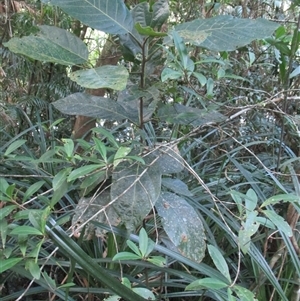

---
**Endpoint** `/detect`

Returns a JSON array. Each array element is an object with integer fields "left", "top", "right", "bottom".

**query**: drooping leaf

[
  {"left": 111, "top": 156, "right": 161, "bottom": 232},
  {"left": 53, "top": 93, "right": 140, "bottom": 123},
  {"left": 260, "top": 193, "right": 300, "bottom": 208},
  {"left": 162, "top": 178, "right": 193, "bottom": 196},
  {"left": 151, "top": 0, "right": 169, "bottom": 29},
  {"left": 42, "top": 0, "right": 133, "bottom": 35},
  {"left": 155, "top": 192, "right": 206, "bottom": 262},
  {"left": 158, "top": 103, "right": 226, "bottom": 127},
  {"left": 4, "top": 25, "right": 88, "bottom": 66},
  {"left": 69, "top": 66, "right": 129, "bottom": 90},
  {"left": 131, "top": 2, "right": 153, "bottom": 27},
  {"left": 174, "top": 16, "right": 280, "bottom": 51}
]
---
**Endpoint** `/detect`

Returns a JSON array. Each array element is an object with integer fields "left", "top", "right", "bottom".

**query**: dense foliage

[{"left": 1, "top": 1, "right": 300, "bottom": 300}]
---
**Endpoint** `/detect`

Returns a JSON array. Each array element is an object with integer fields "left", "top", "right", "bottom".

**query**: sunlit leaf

[
  {"left": 174, "top": 16, "right": 279, "bottom": 51},
  {"left": 4, "top": 25, "right": 88, "bottom": 65},
  {"left": 70, "top": 66, "right": 129, "bottom": 90},
  {"left": 42, "top": 0, "right": 133, "bottom": 35}
]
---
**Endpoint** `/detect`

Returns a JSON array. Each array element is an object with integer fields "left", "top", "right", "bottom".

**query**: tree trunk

[{"left": 72, "top": 36, "right": 121, "bottom": 141}]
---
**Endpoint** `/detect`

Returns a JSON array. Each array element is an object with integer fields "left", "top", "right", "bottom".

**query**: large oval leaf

[
  {"left": 174, "top": 16, "right": 279, "bottom": 51},
  {"left": 72, "top": 191, "right": 121, "bottom": 239},
  {"left": 155, "top": 192, "right": 206, "bottom": 263},
  {"left": 53, "top": 93, "right": 139, "bottom": 123},
  {"left": 43, "top": 0, "right": 133, "bottom": 35},
  {"left": 152, "top": 144, "right": 184, "bottom": 175},
  {"left": 70, "top": 65, "right": 129, "bottom": 90},
  {"left": 4, "top": 25, "right": 88, "bottom": 66},
  {"left": 158, "top": 103, "right": 226, "bottom": 126},
  {"left": 111, "top": 157, "right": 161, "bottom": 232}
]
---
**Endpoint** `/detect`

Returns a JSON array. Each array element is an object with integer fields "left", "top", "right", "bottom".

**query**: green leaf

[
  {"left": 53, "top": 169, "right": 71, "bottom": 191},
  {"left": 230, "top": 190, "right": 243, "bottom": 215},
  {"left": 239, "top": 211, "right": 260, "bottom": 254},
  {"left": 80, "top": 170, "right": 106, "bottom": 190},
  {"left": 4, "top": 25, "right": 88, "bottom": 65},
  {"left": 260, "top": 193, "right": 300, "bottom": 208},
  {"left": 0, "top": 205, "right": 17, "bottom": 219},
  {"left": 192, "top": 72, "right": 207, "bottom": 86},
  {"left": 70, "top": 66, "right": 129, "bottom": 90},
  {"left": 93, "top": 137, "right": 107, "bottom": 162},
  {"left": 172, "top": 30, "right": 192, "bottom": 71},
  {"left": 263, "top": 210, "right": 293, "bottom": 237},
  {"left": 207, "top": 245, "right": 231, "bottom": 283},
  {"left": 42, "top": 271, "right": 56, "bottom": 290},
  {"left": 0, "top": 258, "right": 22, "bottom": 273},
  {"left": 138, "top": 228, "right": 149, "bottom": 257},
  {"left": 161, "top": 68, "right": 183, "bottom": 81},
  {"left": 62, "top": 138, "right": 74, "bottom": 158},
  {"left": 0, "top": 219, "right": 8, "bottom": 247},
  {"left": 175, "top": 16, "right": 279, "bottom": 51},
  {"left": 135, "top": 23, "right": 167, "bottom": 37},
  {"left": 186, "top": 277, "right": 228, "bottom": 290},
  {"left": 112, "top": 252, "right": 141, "bottom": 261},
  {"left": 10, "top": 226, "right": 43, "bottom": 236},
  {"left": 151, "top": 0, "right": 169, "bottom": 29},
  {"left": 23, "top": 181, "right": 45, "bottom": 203},
  {"left": 42, "top": 0, "right": 133, "bottom": 35},
  {"left": 18, "top": 234, "right": 28, "bottom": 257},
  {"left": 53, "top": 93, "right": 140, "bottom": 123},
  {"left": 67, "top": 164, "right": 105, "bottom": 182},
  {"left": 127, "top": 240, "right": 142, "bottom": 256},
  {"left": 4, "top": 139, "right": 27, "bottom": 156},
  {"left": 147, "top": 256, "right": 166, "bottom": 267},
  {"left": 58, "top": 283, "right": 76, "bottom": 289},
  {"left": 155, "top": 192, "right": 206, "bottom": 263},
  {"left": 234, "top": 285, "right": 258, "bottom": 301},
  {"left": 93, "top": 127, "right": 119, "bottom": 148},
  {"left": 26, "top": 259, "right": 41, "bottom": 279},
  {"left": 114, "top": 147, "right": 132, "bottom": 167},
  {"left": 0, "top": 178, "right": 9, "bottom": 194},
  {"left": 133, "top": 287, "right": 156, "bottom": 300},
  {"left": 245, "top": 188, "right": 258, "bottom": 212},
  {"left": 206, "top": 77, "right": 214, "bottom": 97}
]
